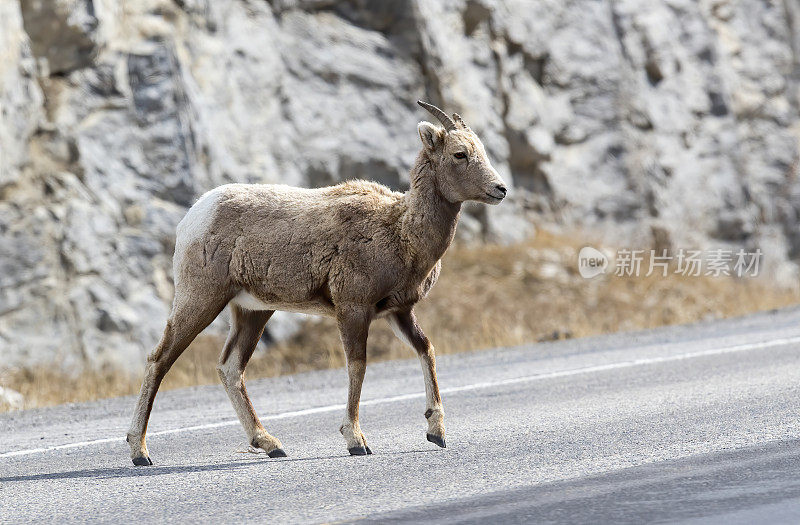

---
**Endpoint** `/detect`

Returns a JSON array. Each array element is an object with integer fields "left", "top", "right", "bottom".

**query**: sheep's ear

[{"left": 418, "top": 121, "right": 444, "bottom": 151}]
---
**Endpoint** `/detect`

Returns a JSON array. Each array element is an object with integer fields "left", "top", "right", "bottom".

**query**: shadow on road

[
  {"left": 0, "top": 459, "right": 261, "bottom": 483},
  {"left": 0, "top": 448, "right": 440, "bottom": 483},
  {"left": 356, "top": 439, "right": 800, "bottom": 524}
]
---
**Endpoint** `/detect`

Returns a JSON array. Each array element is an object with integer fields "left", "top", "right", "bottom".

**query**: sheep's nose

[{"left": 495, "top": 184, "right": 507, "bottom": 196}]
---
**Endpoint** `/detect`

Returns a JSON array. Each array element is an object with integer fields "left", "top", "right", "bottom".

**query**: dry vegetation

[{"left": 4, "top": 230, "right": 799, "bottom": 411}]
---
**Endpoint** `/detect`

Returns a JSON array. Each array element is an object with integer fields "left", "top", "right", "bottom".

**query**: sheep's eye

[{"left": 454, "top": 152, "right": 467, "bottom": 159}]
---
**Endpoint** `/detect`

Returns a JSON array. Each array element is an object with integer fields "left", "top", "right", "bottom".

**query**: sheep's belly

[{"left": 230, "top": 290, "right": 334, "bottom": 316}]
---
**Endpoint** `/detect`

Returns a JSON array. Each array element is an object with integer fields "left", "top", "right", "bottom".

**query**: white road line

[{"left": 3, "top": 334, "right": 799, "bottom": 459}]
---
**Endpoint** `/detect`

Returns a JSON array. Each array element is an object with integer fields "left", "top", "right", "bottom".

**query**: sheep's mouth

[{"left": 485, "top": 192, "right": 505, "bottom": 201}]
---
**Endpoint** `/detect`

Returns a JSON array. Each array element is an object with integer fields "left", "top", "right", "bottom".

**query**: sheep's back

[{"left": 210, "top": 182, "right": 403, "bottom": 304}]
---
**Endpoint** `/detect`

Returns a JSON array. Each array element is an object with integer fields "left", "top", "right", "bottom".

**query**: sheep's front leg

[
  {"left": 388, "top": 309, "right": 446, "bottom": 448},
  {"left": 336, "top": 304, "right": 373, "bottom": 456}
]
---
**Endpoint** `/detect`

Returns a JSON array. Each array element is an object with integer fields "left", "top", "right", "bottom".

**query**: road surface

[{"left": 3, "top": 307, "right": 800, "bottom": 523}]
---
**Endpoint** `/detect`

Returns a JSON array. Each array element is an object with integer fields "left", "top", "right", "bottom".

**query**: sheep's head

[{"left": 417, "top": 100, "right": 507, "bottom": 205}]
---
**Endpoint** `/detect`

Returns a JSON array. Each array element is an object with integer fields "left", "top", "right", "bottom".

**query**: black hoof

[
  {"left": 132, "top": 456, "right": 153, "bottom": 466},
  {"left": 348, "top": 446, "right": 368, "bottom": 456},
  {"left": 268, "top": 448, "right": 287, "bottom": 458},
  {"left": 426, "top": 433, "right": 446, "bottom": 448},
  {"left": 365, "top": 445, "right": 373, "bottom": 455}
]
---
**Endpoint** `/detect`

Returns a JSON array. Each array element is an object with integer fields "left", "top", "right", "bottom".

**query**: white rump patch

[{"left": 173, "top": 187, "right": 223, "bottom": 278}]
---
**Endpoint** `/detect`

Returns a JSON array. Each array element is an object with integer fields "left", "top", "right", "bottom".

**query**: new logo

[{"left": 578, "top": 246, "right": 609, "bottom": 278}]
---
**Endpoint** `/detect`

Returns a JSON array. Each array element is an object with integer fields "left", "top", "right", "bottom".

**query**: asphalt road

[{"left": 3, "top": 307, "right": 800, "bottom": 523}]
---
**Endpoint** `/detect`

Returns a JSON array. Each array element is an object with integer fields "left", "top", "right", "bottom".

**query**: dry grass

[{"left": 4, "top": 230, "right": 799, "bottom": 411}]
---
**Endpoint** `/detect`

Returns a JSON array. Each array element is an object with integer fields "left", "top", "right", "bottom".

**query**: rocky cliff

[{"left": 1, "top": 0, "right": 799, "bottom": 370}]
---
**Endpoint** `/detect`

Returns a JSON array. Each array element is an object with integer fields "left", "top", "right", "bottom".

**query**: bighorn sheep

[{"left": 127, "top": 101, "right": 507, "bottom": 465}]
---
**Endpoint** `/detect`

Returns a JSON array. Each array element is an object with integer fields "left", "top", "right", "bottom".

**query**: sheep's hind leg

[
  {"left": 217, "top": 305, "right": 286, "bottom": 458},
  {"left": 127, "top": 294, "right": 230, "bottom": 466},
  {"left": 336, "top": 305, "right": 373, "bottom": 456},
  {"left": 388, "top": 309, "right": 446, "bottom": 448}
]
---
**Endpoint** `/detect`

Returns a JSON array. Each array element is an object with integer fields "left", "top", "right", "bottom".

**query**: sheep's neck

[{"left": 401, "top": 153, "right": 462, "bottom": 271}]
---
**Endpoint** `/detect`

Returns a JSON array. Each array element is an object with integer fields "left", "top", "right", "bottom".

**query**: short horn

[
  {"left": 417, "top": 100, "right": 456, "bottom": 131},
  {"left": 453, "top": 113, "right": 470, "bottom": 130}
]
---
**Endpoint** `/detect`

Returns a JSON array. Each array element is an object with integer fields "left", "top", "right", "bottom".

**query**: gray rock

[
  {"left": 19, "top": 0, "right": 100, "bottom": 75},
  {"left": 1, "top": 0, "right": 800, "bottom": 372},
  {"left": 0, "top": 1, "right": 43, "bottom": 189}
]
